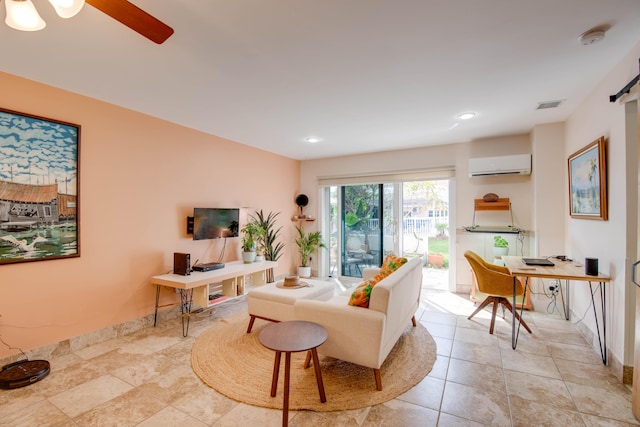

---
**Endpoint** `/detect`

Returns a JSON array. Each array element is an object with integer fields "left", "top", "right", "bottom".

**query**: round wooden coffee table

[{"left": 258, "top": 320, "right": 328, "bottom": 427}]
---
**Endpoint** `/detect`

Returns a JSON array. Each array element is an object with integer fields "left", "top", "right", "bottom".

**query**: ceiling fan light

[
  {"left": 5, "top": 0, "right": 46, "bottom": 31},
  {"left": 48, "top": 0, "right": 84, "bottom": 18}
]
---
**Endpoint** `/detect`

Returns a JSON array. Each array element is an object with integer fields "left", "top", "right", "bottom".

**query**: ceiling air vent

[{"left": 536, "top": 100, "right": 564, "bottom": 110}]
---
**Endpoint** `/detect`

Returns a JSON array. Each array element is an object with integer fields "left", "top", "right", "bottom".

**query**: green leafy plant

[
  {"left": 493, "top": 235, "right": 509, "bottom": 248},
  {"left": 295, "top": 226, "right": 326, "bottom": 267},
  {"left": 252, "top": 210, "right": 285, "bottom": 261},
  {"left": 241, "top": 221, "right": 265, "bottom": 252}
]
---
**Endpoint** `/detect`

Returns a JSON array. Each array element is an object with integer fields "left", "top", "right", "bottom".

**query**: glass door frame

[{"left": 319, "top": 177, "right": 455, "bottom": 292}]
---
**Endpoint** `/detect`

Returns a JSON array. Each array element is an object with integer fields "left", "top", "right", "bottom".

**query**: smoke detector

[{"left": 579, "top": 29, "right": 605, "bottom": 45}]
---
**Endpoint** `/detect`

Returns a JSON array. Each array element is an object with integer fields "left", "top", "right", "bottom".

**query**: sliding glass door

[
  {"left": 325, "top": 178, "right": 450, "bottom": 288},
  {"left": 341, "top": 184, "right": 383, "bottom": 277}
]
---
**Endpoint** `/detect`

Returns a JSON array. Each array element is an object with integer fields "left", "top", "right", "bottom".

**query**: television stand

[
  {"left": 151, "top": 260, "right": 277, "bottom": 336},
  {"left": 192, "top": 262, "right": 225, "bottom": 272}
]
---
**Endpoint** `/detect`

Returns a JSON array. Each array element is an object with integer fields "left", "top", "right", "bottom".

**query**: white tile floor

[{"left": 0, "top": 283, "right": 637, "bottom": 426}]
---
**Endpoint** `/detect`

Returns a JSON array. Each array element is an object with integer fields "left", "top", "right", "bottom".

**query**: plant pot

[
  {"left": 427, "top": 253, "right": 444, "bottom": 268},
  {"left": 255, "top": 254, "right": 265, "bottom": 262},
  {"left": 297, "top": 266, "right": 311, "bottom": 278},
  {"left": 242, "top": 251, "right": 256, "bottom": 263},
  {"left": 493, "top": 247, "right": 509, "bottom": 259}
]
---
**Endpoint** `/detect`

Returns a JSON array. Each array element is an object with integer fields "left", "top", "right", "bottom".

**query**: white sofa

[{"left": 294, "top": 256, "right": 423, "bottom": 390}]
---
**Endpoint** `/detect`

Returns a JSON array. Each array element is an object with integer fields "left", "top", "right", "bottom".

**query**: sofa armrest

[
  {"left": 362, "top": 267, "right": 380, "bottom": 280},
  {"left": 294, "top": 298, "right": 386, "bottom": 369}
]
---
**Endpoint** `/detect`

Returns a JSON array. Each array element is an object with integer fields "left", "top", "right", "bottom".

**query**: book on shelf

[{"left": 208, "top": 293, "right": 227, "bottom": 304}]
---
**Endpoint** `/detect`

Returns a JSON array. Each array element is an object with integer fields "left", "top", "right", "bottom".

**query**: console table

[
  {"left": 502, "top": 256, "right": 610, "bottom": 364},
  {"left": 151, "top": 260, "right": 277, "bottom": 336}
]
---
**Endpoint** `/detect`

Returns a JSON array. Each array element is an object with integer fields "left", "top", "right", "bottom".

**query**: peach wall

[
  {"left": 0, "top": 72, "right": 299, "bottom": 358},
  {"left": 299, "top": 134, "right": 533, "bottom": 285}
]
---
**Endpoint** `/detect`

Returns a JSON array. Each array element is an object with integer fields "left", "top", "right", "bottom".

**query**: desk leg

[
  {"left": 512, "top": 277, "right": 529, "bottom": 350},
  {"left": 179, "top": 288, "right": 194, "bottom": 337},
  {"left": 557, "top": 280, "right": 571, "bottom": 320},
  {"left": 590, "top": 281, "right": 608, "bottom": 365},
  {"left": 512, "top": 276, "right": 517, "bottom": 349},
  {"left": 153, "top": 284, "right": 161, "bottom": 327}
]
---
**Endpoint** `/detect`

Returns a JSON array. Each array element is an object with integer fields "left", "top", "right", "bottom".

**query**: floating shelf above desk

[
  {"left": 474, "top": 198, "right": 510, "bottom": 211},
  {"left": 469, "top": 197, "right": 519, "bottom": 231}
]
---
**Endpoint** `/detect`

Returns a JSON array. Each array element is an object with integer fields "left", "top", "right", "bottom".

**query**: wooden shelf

[
  {"left": 474, "top": 198, "right": 510, "bottom": 211},
  {"left": 291, "top": 215, "right": 315, "bottom": 222}
]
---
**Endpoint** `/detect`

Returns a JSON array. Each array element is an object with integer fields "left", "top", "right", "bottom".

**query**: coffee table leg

[
  {"left": 271, "top": 351, "right": 281, "bottom": 397},
  {"left": 311, "top": 348, "right": 326, "bottom": 403},
  {"left": 283, "top": 352, "right": 291, "bottom": 427}
]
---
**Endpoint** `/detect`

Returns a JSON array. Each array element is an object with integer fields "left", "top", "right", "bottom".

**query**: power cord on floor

[
  {"left": 0, "top": 333, "right": 28, "bottom": 362},
  {"left": 530, "top": 279, "right": 600, "bottom": 324},
  {"left": 569, "top": 283, "right": 600, "bottom": 326}
]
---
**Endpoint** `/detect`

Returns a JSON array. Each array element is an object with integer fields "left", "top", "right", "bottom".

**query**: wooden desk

[
  {"left": 502, "top": 256, "right": 611, "bottom": 364},
  {"left": 151, "top": 260, "right": 277, "bottom": 336}
]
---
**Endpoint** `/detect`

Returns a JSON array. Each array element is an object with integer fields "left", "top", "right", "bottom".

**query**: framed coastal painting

[
  {"left": 0, "top": 108, "right": 80, "bottom": 264},
  {"left": 568, "top": 136, "right": 607, "bottom": 220}
]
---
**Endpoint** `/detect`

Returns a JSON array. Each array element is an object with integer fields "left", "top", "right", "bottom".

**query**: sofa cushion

[
  {"left": 347, "top": 280, "right": 373, "bottom": 308},
  {"left": 381, "top": 255, "right": 408, "bottom": 272},
  {"left": 347, "top": 255, "right": 407, "bottom": 308}
]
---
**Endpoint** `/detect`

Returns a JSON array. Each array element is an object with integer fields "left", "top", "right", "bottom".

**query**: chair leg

[
  {"left": 499, "top": 298, "right": 532, "bottom": 333},
  {"left": 468, "top": 296, "right": 495, "bottom": 320},
  {"left": 489, "top": 298, "right": 499, "bottom": 334}
]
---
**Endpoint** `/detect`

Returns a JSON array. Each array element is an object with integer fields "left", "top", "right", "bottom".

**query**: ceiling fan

[
  {"left": 85, "top": 0, "right": 173, "bottom": 44},
  {"left": 3, "top": 0, "right": 173, "bottom": 44}
]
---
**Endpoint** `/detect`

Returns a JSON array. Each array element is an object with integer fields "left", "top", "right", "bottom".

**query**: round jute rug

[{"left": 191, "top": 312, "right": 437, "bottom": 411}]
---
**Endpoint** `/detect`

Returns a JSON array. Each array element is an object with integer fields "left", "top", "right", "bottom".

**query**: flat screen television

[{"left": 192, "top": 208, "right": 239, "bottom": 240}]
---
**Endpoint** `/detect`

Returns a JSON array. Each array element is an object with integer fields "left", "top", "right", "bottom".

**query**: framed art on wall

[
  {"left": 568, "top": 136, "right": 607, "bottom": 220},
  {"left": 0, "top": 108, "right": 80, "bottom": 264}
]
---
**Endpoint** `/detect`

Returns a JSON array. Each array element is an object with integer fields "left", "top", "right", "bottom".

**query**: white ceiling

[{"left": 1, "top": 0, "right": 639, "bottom": 160}]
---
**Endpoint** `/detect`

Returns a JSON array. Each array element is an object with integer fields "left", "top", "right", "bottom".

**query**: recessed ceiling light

[
  {"left": 305, "top": 137, "right": 320, "bottom": 143},
  {"left": 457, "top": 112, "right": 476, "bottom": 120}
]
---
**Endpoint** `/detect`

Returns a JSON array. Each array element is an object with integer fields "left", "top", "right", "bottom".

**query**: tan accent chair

[{"left": 464, "top": 250, "right": 532, "bottom": 335}]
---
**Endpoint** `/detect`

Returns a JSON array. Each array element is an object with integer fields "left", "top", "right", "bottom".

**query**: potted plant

[
  {"left": 294, "top": 226, "right": 326, "bottom": 278},
  {"left": 493, "top": 235, "right": 509, "bottom": 258},
  {"left": 241, "top": 221, "right": 264, "bottom": 263},
  {"left": 252, "top": 222, "right": 268, "bottom": 262},
  {"left": 253, "top": 210, "right": 285, "bottom": 281}
]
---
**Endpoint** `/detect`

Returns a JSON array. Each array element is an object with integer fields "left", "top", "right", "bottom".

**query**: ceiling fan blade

[{"left": 86, "top": 0, "right": 174, "bottom": 44}]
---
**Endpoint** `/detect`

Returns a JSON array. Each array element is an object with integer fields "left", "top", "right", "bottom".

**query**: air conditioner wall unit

[{"left": 468, "top": 154, "right": 531, "bottom": 177}]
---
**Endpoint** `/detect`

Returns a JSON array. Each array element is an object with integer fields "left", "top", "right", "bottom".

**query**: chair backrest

[{"left": 464, "top": 250, "right": 522, "bottom": 297}]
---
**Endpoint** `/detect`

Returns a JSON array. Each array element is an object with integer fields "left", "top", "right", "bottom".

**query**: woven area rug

[{"left": 191, "top": 312, "right": 437, "bottom": 411}]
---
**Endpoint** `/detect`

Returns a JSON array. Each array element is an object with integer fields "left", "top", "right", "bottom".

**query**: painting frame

[
  {"left": 0, "top": 107, "right": 80, "bottom": 265},
  {"left": 568, "top": 136, "right": 607, "bottom": 220}
]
